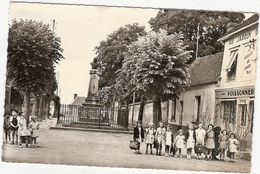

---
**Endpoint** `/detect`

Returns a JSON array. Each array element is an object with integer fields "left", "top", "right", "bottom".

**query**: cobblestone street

[{"left": 1, "top": 119, "right": 251, "bottom": 173}]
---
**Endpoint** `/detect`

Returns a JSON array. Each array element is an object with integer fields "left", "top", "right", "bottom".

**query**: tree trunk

[
  {"left": 38, "top": 96, "right": 44, "bottom": 122},
  {"left": 138, "top": 95, "right": 145, "bottom": 121},
  {"left": 32, "top": 96, "right": 39, "bottom": 116},
  {"left": 153, "top": 96, "right": 159, "bottom": 128},
  {"left": 45, "top": 100, "right": 50, "bottom": 119},
  {"left": 158, "top": 97, "right": 162, "bottom": 122},
  {"left": 42, "top": 96, "right": 47, "bottom": 120},
  {"left": 23, "top": 92, "right": 30, "bottom": 124}
]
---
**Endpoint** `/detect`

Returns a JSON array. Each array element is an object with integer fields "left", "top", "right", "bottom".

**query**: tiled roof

[
  {"left": 189, "top": 52, "right": 223, "bottom": 86},
  {"left": 221, "top": 13, "right": 259, "bottom": 39},
  {"left": 71, "top": 96, "right": 85, "bottom": 105}
]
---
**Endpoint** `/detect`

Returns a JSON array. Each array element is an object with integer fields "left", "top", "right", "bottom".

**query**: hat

[
  {"left": 166, "top": 125, "right": 171, "bottom": 128},
  {"left": 31, "top": 115, "right": 38, "bottom": 120}
]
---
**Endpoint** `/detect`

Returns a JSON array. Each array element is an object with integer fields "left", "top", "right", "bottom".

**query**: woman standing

[
  {"left": 133, "top": 120, "right": 144, "bottom": 154},
  {"left": 185, "top": 124, "right": 196, "bottom": 159},
  {"left": 204, "top": 124, "right": 215, "bottom": 160}
]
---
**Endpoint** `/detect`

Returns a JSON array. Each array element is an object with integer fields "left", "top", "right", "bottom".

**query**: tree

[
  {"left": 7, "top": 19, "right": 64, "bottom": 122},
  {"left": 149, "top": 9, "right": 245, "bottom": 63},
  {"left": 92, "top": 23, "right": 147, "bottom": 89},
  {"left": 117, "top": 29, "right": 191, "bottom": 126}
]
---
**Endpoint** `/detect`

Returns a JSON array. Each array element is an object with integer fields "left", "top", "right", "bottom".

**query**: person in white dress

[
  {"left": 164, "top": 125, "right": 173, "bottom": 157},
  {"left": 227, "top": 133, "right": 239, "bottom": 163},
  {"left": 145, "top": 122, "right": 156, "bottom": 154},
  {"left": 18, "top": 112, "right": 30, "bottom": 148},
  {"left": 185, "top": 124, "right": 196, "bottom": 159},
  {"left": 28, "top": 116, "right": 40, "bottom": 147},
  {"left": 174, "top": 129, "right": 185, "bottom": 158}
]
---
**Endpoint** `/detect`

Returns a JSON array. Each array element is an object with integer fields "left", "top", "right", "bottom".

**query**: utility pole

[{"left": 196, "top": 23, "right": 200, "bottom": 59}]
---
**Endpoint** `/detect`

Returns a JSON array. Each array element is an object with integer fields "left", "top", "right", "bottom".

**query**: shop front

[{"left": 215, "top": 86, "right": 254, "bottom": 148}]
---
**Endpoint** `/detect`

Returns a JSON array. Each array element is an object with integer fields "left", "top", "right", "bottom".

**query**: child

[
  {"left": 10, "top": 110, "right": 19, "bottom": 145},
  {"left": 3, "top": 113, "right": 11, "bottom": 143},
  {"left": 155, "top": 122, "right": 166, "bottom": 156},
  {"left": 133, "top": 120, "right": 144, "bottom": 154},
  {"left": 28, "top": 116, "right": 40, "bottom": 147},
  {"left": 145, "top": 122, "right": 156, "bottom": 154},
  {"left": 227, "top": 133, "right": 239, "bottom": 163},
  {"left": 218, "top": 129, "right": 228, "bottom": 161},
  {"left": 174, "top": 129, "right": 185, "bottom": 158},
  {"left": 185, "top": 124, "right": 196, "bottom": 159},
  {"left": 164, "top": 125, "right": 173, "bottom": 157},
  {"left": 195, "top": 123, "right": 206, "bottom": 159},
  {"left": 205, "top": 124, "right": 215, "bottom": 160},
  {"left": 18, "top": 112, "right": 30, "bottom": 148}
]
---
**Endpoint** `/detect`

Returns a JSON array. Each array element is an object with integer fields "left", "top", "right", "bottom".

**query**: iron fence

[{"left": 57, "top": 104, "right": 129, "bottom": 129}]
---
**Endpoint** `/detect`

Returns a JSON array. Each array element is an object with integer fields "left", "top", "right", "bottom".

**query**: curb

[{"left": 50, "top": 126, "right": 133, "bottom": 134}]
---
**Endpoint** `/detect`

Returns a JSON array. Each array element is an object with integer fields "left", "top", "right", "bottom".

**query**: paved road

[{"left": 2, "top": 126, "right": 251, "bottom": 173}]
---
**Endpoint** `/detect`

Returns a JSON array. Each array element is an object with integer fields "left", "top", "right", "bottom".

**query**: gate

[{"left": 57, "top": 104, "right": 129, "bottom": 129}]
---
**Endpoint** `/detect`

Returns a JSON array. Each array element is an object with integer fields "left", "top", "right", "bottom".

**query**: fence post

[{"left": 99, "top": 107, "right": 101, "bottom": 129}]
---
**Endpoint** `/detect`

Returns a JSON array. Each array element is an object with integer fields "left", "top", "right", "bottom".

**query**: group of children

[
  {"left": 3, "top": 109, "right": 40, "bottom": 148},
  {"left": 133, "top": 121, "right": 240, "bottom": 163}
]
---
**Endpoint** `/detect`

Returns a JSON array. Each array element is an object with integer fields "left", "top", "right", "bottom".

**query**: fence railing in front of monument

[{"left": 57, "top": 104, "right": 129, "bottom": 129}]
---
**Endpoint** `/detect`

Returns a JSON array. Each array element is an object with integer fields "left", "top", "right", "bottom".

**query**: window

[
  {"left": 223, "top": 101, "right": 236, "bottom": 124},
  {"left": 195, "top": 96, "right": 201, "bottom": 122},
  {"left": 240, "top": 105, "right": 247, "bottom": 126},
  {"left": 171, "top": 99, "right": 177, "bottom": 121},
  {"left": 227, "top": 50, "right": 238, "bottom": 81},
  {"left": 250, "top": 101, "right": 254, "bottom": 133}
]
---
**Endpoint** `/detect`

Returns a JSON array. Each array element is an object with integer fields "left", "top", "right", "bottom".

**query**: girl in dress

[
  {"left": 218, "top": 129, "right": 229, "bottom": 161},
  {"left": 18, "top": 112, "right": 30, "bottom": 148},
  {"left": 164, "top": 125, "right": 173, "bottom": 157},
  {"left": 28, "top": 116, "right": 40, "bottom": 147},
  {"left": 205, "top": 124, "right": 215, "bottom": 160},
  {"left": 227, "top": 133, "right": 239, "bottom": 163},
  {"left": 195, "top": 123, "right": 206, "bottom": 160},
  {"left": 155, "top": 122, "right": 166, "bottom": 156},
  {"left": 174, "top": 129, "right": 185, "bottom": 158},
  {"left": 133, "top": 120, "right": 144, "bottom": 154},
  {"left": 3, "top": 113, "right": 11, "bottom": 143},
  {"left": 185, "top": 124, "right": 196, "bottom": 159},
  {"left": 145, "top": 122, "right": 156, "bottom": 154}
]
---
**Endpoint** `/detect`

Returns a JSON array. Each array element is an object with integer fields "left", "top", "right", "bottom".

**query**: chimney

[{"left": 74, "top": 93, "right": 78, "bottom": 99}]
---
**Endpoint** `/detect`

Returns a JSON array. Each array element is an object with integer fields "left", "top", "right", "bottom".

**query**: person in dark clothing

[
  {"left": 212, "top": 126, "right": 222, "bottom": 160},
  {"left": 133, "top": 120, "right": 144, "bottom": 154}
]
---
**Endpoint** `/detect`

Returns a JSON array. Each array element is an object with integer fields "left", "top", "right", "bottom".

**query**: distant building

[{"left": 71, "top": 94, "right": 85, "bottom": 106}]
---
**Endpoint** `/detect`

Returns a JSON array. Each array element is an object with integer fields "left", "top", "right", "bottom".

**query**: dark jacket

[
  {"left": 185, "top": 129, "right": 196, "bottom": 144},
  {"left": 133, "top": 126, "right": 144, "bottom": 140}
]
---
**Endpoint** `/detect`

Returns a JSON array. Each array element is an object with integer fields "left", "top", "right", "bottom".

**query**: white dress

[
  {"left": 195, "top": 128, "right": 206, "bottom": 145},
  {"left": 228, "top": 138, "right": 239, "bottom": 153},
  {"left": 146, "top": 128, "right": 155, "bottom": 144},
  {"left": 186, "top": 130, "right": 195, "bottom": 149},
  {"left": 175, "top": 135, "right": 185, "bottom": 149},
  {"left": 18, "top": 117, "right": 30, "bottom": 136},
  {"left": 165, "top": 131, "right": 172, "bottom": 146},
  {"left": 156, "top": 127, "right": 166, "bottom": 146}
]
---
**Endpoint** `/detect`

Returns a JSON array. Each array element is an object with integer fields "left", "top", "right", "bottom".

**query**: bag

[
  {"left": 195, "top": 144, "right": 206, "bottom": 154},
  {"left": 129, "top": 140, "right": 138, "bottom": 150},
  {"left": 170, "top": 145, "right": 176, "bottom": 154},
  {"left": 226, "top": 149, "right": 231, "bottom": 158},
  {"left": 153, "top": 139, "right": 159, "bottom": 149}
]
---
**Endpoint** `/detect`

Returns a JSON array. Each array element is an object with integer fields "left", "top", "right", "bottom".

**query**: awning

[
  {"left": 226, "top": 50, "right": 238, "bottom": 71},
  {"left": 221, "top": 98, "right": 237, "bottom": 101}
]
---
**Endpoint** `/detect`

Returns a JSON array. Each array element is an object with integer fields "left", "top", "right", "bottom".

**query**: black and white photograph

[{"left": 1, "top": 0, "right": 260, "bottom": 174}]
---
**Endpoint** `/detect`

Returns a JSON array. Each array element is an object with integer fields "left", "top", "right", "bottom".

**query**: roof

[
  {"left": 220, "top": 14, "right": 259, "bottom": 41},
  {"left": 71, "top": 96, "right": 85, "bottom": 105},
  {"left": 188, "top": 52, "right": 223, "bottom": 86}
]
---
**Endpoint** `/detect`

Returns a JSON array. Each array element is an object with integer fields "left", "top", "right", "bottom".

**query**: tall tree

[
  {"left": 7, "top": 19, "right": 64, "bottom": 122},
  {"left": 92, "top": 23, "right": 147, "bottom": 89},
  {"left": 117, "top": 29, "right": 191, "bottom": 126},
  {"left": 149, "top": 9, "right": 245, "bottom": 62}
]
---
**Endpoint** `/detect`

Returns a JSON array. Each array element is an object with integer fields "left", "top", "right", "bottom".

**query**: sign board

[{"left": 216, "top": 86, "right": 255, "bottom": 99}]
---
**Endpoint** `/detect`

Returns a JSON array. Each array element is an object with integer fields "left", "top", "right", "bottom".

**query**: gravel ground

[{"left": 1, "top": 119, "right": 251, "bottom": 173}]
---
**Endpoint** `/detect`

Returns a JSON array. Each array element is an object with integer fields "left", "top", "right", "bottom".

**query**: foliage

[
  {"left": 149, "top": 9, "right": 245, "bottom": 62},
  {"left": 92, "top": 23, "right": 147, "bottom": 89},
  {"left": 7, "top": 19, "right": 64, "bottom": 96},
  {"left": 116, "top": 29, "right": 191, "bottom": 123}
]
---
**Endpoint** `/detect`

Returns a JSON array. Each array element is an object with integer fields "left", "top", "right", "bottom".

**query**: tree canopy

[
  {"left": 92, "top": 23, "right": 147, "bottom": 89},
  {"left": 7, "top": 19, "right": 64, "bottom": 121},
  {"left": 149, "top": 9, "right": 245, "bottom": 63}
]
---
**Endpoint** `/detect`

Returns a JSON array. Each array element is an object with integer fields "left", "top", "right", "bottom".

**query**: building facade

[{"left": 215, "top": 14, "right": 258, "bottom": 148}]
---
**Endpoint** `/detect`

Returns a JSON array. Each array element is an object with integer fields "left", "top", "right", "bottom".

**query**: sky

[{"left": 8, "top": 3, "right": 159, "bottom": 104}]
